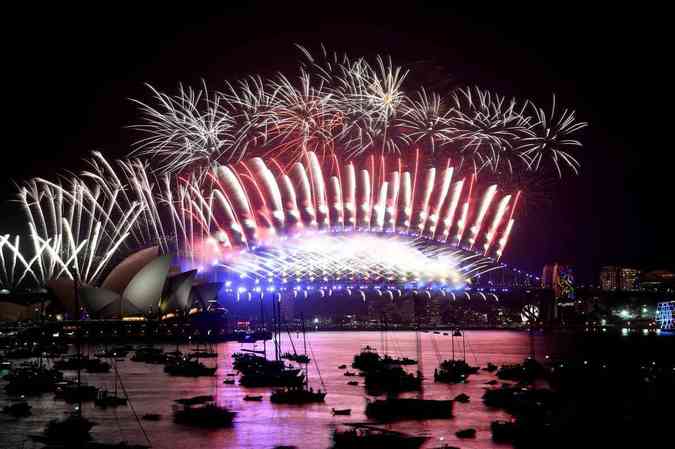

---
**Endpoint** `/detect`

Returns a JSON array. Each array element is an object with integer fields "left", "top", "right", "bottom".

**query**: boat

[
  {"left": 85, "top": 358, "right": 112, "bottom": 373},
  {"left": 434, "top": 328, "right": 479, "bottom": 384},
  {"left": 243, "top": 394, "right": 263, "bottom": 401},
  {"left": 483, "top": 362, "right": 498, "bottom": 372},
  {"left": 232, "top": 301, "right": 305, "bottom": 388},
  {"left": 332, "top": 424, "right": 427, "bottom": 449},
  {"left": 188, "top": 350, "right": 217, "bottom": 358},
  {"left": 175, "top": 395, "right": 214, "bottom": 406},
  {"left": 44, "top": 412, "right": 97, "bottom": 442},
  {"left": 496, "top": 358, "right": 545, "bottom": 382},
  {"left": 453, "top": 393, "right": 470, "bottom": 403},
  {"left": 3, "top": 364, "right": 63, "bottom": 394},
  {"left": 281, "top": 352, "right": 310, "bottom": 364},
  {"left": 490, "top": 419, "right": 518, "bottom": 442},
  {"left": 331, "top": 408, "right": 351, "bottom": 415},
  {"left": 365, "top": 397, "right": 453, "bottom": 421},
  {"left": 2, "top": 400, "right": 31, "bottom": 417},
  {"left": 382, "top": 355, "right": 417, "bottom": 366},
  {"left": 52, "top": 355, "right": 111, "bottom": 373},
  {"left": 95, "top": 356, "right": 128, "bottom": 408},
  {"left": 434, "top": 359, "right": 479, "bottom": 384},
  {"left": 269, "top": 312, "right": 327, "bottom": 405},
  {"left": 270, "top": 386, "right": 326, "bottom": 404},
  {"left": 164, "top": 358, "right": 216, "bottom": 377},
  {"left": 130, "top": 346, "right": 165, "bottom": 364},
  {"left": 347, "top": 380, "right": 358, "bottom": 386},
  {"left": 237, "top": 358, "right": 304, "bottom": 387},
  {"left": 173, "top": 402, "right": 236, "bottom": 427},
  {"left": 455, "top": 428, "right": 476, "bottom": 439},
  {"left": 141, "top": 413, "right": 161, "bottom": 421},
  {"left": 188, "top": 341, "right": 217, "bottom": 359},
  {"left": 352, "top": 348, "right": 381, "bottom": 371},
  {"left": 94, "top": 389, "right": 128, "bottom": 408},
  {"left": 364, "top": 365, "right": 422, "bottom": 395},
  {"left": 3, "top": 347, "right": 34, "bottom": 359},
  {"left": 53, "top": 355, "right": 87, "bottom": 370},
  {"left": 95, "top": 347, "right": 129, "bottom": 358}
]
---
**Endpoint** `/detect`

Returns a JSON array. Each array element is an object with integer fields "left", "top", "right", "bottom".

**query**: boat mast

[
  {"left": 272, "top": 294, "right": 279, "bottom": 361},
  {"left": 74, "top": 273, "right": 82, "bottom": 416},
  {"left": 301, "top": 313, "right": 308, "bottom": 388},
  {"left": 260, "top": 294, "right": 266, "bottom": 357},
  {"left": 462, "top": 329, "right": 466, "bottom": 361}
]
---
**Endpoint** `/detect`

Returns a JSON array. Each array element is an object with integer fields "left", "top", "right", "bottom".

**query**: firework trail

[{"left": 0, "top": 235, "right": 39, "bottom": 288}]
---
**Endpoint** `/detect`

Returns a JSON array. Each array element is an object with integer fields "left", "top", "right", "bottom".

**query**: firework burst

[
  {"left": 517, "top": 94, "right": 588, "bottom": 177},
  {"left": 129, "top": 47, "right": 586, "bottom": 179}
]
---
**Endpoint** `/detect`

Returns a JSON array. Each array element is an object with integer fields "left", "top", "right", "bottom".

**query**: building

[
  {"left": 599, "top": 266, "right": 641, "bottom": 291},
  {"left": 656, "top": 301, "right": 675, "bottom": 330},
  {"left": 600, "top": 266, "right": 619, "bottom": 291},
  {"left": 542, "top": 263, "right": 574, "bottom": 299},
  {"left": 640, "top": 269, "right": 675, "bottom": 292},
  {"left": 619, "top": 268, "right": 640, "bottom": 290}
]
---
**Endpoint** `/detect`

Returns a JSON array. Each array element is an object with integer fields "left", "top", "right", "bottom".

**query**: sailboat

[
  {"left": 163, "top": 310, "right": 216, "bottom": 377},
  {"left": 235, "top": 294, "right": 303, "bottom": 388},
  {"left": 364, "top": 307, "right": 454, "bottom": 421},
  {"left": 359, "top": 315, "right": 421, "bottom": 395},
  {"left": 43, "top": 275, "right": 97, "bottom": 442},
  {"left": 172, "top": 359, "right": 235, "bottom": 427},
  {"left": 94, "top": 358, "right": 127, "bottom": 408},
  {"left": 434, "top": 327, "right": 479, "bottom": 384},
  {"left": 270, "top": 314, "right": 326, "bottom": 404}
]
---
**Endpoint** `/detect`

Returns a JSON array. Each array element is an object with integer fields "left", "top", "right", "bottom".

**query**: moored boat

[
  {"left": 332, "top": 424, "right": 427, "bottom": 449},
  {"left": 365, "top": 397, "right": 453, "bottom": 421}
]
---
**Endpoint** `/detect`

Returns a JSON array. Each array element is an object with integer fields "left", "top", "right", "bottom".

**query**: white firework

[
  {"left": 399, "top": 88, "right": 456, "bottom": 153},
  {"left": 130, "top": 82, "right": 234, "bottom": 173},
  {"left": 517, "top": 95, "right": 588, "bottom": 177},
  {"left": 450, "top": 86, "right": 533, "bottom": 173},
  {"left": 17, "top": 174, "right": 143, "bottom": 285},
  {"left": 0, "top": 235, "right": 39, "bottom": 289}
]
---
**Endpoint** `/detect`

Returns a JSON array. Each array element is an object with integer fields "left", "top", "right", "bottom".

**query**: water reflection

[{"left": 2, "top": 330, "right": 550, "bottom": 449}]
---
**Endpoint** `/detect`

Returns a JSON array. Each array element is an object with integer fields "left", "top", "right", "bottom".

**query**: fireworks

[
  {"left": 16, "top": 174, "right": 143, "bottom": 285},
  {"left": 218, "top": 233, "right": 484, "bottom": 287},
  {"left": 2, "top": 47, "right": 585, "bottom": 291},
  {"left": 129, "top": 48, "right": 586, "bottom": 177}
]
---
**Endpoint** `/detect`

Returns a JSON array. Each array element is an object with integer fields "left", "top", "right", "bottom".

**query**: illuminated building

[
  {"left": 619, "top": 268, "right": 640, "bottom": 291},
  {"left": 542, "top": 263, "right": 575, "bottom": 299},
  {"left": 600, "top": 266, "right": 619, "bottom": 291},
  {"left": 600, "top": 266, "right": 641, "bottom": 291},
  {"left": 656, "top": 301, "right": 674, "bottom": 330}
]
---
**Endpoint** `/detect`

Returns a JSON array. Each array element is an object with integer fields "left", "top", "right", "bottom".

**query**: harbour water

[{"left": 0, "top": 330, "right": 667, "bottom": 449}]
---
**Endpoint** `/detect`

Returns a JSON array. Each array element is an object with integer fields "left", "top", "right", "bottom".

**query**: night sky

[{"left": 3, "top": 4, "right": 672, "bottom": 282}]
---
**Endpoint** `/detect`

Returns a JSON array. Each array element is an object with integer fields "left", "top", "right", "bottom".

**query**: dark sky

[{"left": 2, "top": 3, "right": 673, "bottom": 282}]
